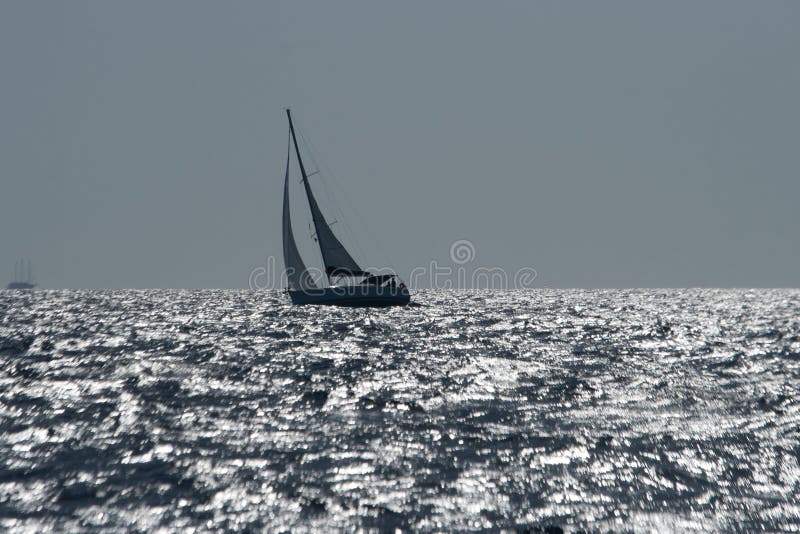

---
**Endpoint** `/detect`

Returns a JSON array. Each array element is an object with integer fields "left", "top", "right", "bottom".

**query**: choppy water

[{"left": 1, "top": 289, "right": 799, "bottom": 532}]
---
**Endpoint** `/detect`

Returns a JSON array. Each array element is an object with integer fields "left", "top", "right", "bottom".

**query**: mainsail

[
  {"left": 282, "top": 139, "right": 317, "bottom": 291},
  {"left": 286, "top": 109, "right": 368, "bottom": 278}
]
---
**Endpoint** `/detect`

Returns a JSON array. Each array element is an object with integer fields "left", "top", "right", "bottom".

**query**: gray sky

[{"left": 1, "top": 1, "right": 798, "bottom": 288}]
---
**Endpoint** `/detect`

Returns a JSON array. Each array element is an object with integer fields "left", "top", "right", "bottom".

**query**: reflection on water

[{"left": 1, "top": 289, "right": 799, "bottom": 531}]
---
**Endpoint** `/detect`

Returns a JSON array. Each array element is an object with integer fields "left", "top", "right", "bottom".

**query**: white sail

[{"left": 282, "top": 140, "right": 317, "bottom": 291}]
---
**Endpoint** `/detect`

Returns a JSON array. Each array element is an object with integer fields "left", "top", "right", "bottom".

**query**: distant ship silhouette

[{"left": 7, "top": 259, "right": 35, "bottom": 289}]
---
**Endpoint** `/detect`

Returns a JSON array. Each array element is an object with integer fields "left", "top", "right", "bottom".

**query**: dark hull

[
  {"left": 6, "top": 282, "right": 35, "bottom": 290},
  {"left": 288, "top": 286, "right": 411, "bottom": 307}
]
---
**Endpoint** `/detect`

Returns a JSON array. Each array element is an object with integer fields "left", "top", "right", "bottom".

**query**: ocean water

[{"left": 1, "top": 289, "right": 799, "bottom": 532}]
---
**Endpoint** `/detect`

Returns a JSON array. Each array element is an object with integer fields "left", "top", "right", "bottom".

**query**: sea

[{"left": 1, "top": 289, "right": 799, "bottom": 532}]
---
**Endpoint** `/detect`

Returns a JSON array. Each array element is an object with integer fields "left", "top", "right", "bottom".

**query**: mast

[{"left": 286, "top": 108, "right": 330, "bottom": 282}]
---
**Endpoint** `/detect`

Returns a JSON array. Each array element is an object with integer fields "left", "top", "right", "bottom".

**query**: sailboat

[
  {"left": 282, "top": 109, "right": 410, "bottom": 306},
  {"left": 7, "top": 259, "right": 36, "bottom": 290}
]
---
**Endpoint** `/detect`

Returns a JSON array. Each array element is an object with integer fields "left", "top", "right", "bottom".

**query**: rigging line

[
  {"left": 293, "top": 119, "right": 382, "bottom": 271},
  {"left": 300, "top": 129, "right": 401, "bottom": 277},
  {"left": 290, "top": 140, "right": 315, "bottom": 242},
  {"left": 292, "top": 113, "right": 403, "bottom": 280},
  {"left": 296, "top": 123, "right": 337, "bottom": 206},
  {"left": 294, "top": 117, "right": 371, "bottom": 267}
]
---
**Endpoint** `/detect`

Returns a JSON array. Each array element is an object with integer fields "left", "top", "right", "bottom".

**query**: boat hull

[
  {"left": 6, "top": 283, "right": 35, "bottom": 290},
  {"left": 288, "top": 285, "right": 411, "bottom": 307}
]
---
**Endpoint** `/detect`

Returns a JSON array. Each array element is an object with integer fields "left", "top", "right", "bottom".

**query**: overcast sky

[{"left": 1, "top": 1, "right": 798, "bottom": 288}]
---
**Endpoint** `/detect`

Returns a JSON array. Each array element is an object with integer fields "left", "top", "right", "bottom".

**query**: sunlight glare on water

[{"left": 0, "top": 289, "right": 799, "bottom": 531}]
